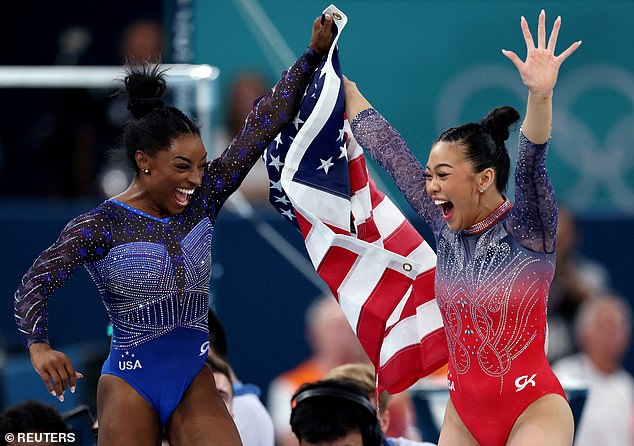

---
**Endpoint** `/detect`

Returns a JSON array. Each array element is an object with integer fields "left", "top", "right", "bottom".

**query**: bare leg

[
  {"left": 167, "top": 365, "right": 242, "bottom": 446},
  {"left": 97, "top": 374, "right": 162, "bottom": 445},
  {"left": 507, "top": 394, "right": 573, "bottom": 446},
  {"left": 437, "top": 398, "right": 479, "bottom": 446}
]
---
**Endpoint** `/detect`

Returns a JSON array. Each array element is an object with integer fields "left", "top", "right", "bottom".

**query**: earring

[
  {"left": 480, "top": 188, "right": 485, "bottom": 193},
  {"left": 143, "top": 169, "right": 150, "bottom": 174}
]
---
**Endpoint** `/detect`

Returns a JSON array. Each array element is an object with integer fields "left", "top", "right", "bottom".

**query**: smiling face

[
  {"left": 425, "top": 140, "right": 494, "bottom": 231},
  {"left": 136, "top": 133, "right": 207, "bottom": 217}
]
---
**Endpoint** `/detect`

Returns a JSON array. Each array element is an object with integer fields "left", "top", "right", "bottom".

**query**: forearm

[
  {"left": 344, "top": 81, "right": 372, "bottom": 122},
  {"left": 15, "top": 287, "right": 50, "bottom": 346},
  {"left": 350, "top": 109, "right": 439, "bottom": 225},
  {"left": 521, "top": 91, "right": 552, "bottom": 145}
]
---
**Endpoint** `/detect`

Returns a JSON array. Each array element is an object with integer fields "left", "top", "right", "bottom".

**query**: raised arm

[
  {"left": 502, "top": 11, "right": 580, "bottom": 252},
  {"left": 503, "top": 10, "right": 581, "bottom": 143},
  {"left": 202, "top": 15, "right": 334, "bottom": 216},
  {"left": 344, "top": 78, "right": 441, "bottom": 231}
]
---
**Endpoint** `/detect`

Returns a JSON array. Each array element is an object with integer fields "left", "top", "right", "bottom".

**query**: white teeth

[
  {"left": 176, "top": 187, "right": 195, "bottom": 195},
  {"left": 434, "top": 200, "right": 448, "bottom": 206}
]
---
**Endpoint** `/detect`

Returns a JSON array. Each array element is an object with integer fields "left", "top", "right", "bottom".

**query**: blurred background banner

[{"left": 192, "top": 0, "right": 634, "bottom": 216}]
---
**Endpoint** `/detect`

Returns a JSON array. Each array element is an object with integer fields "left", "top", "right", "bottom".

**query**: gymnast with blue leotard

[{"left": 14, "top": 14, "right": 333, "bottom": 445}]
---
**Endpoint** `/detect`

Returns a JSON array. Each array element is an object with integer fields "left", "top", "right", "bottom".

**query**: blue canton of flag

[{"left": 265, "top": 17, "right": 348, "bottom": 229}]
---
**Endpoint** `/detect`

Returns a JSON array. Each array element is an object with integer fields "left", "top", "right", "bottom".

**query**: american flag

[{"left": 265, "top": 5, "right": 448, "bottom": 393}]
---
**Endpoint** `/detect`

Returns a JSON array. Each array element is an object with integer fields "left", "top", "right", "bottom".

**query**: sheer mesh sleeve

[
  {"left": 506, "top": 131, "right": 557, "bottom": 253},
  {"left": 201, "top": 48, "right": 323, "bottom": 221},
  {"left": 14, "top": 210, "right": 112, "bottom": 346},
  {"left": 350, "top": 108, "right": 442, "bottom": 233}
]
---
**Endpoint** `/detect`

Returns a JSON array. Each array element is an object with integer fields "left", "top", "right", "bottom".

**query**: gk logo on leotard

[
  {"left": 199, "top": 341, "right": 210, "bottom": 356},
  {"left": 515, "top": 374, "right": 537, "bottom": 392}
]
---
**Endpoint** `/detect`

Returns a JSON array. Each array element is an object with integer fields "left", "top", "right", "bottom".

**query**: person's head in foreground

[{"left": 290, "top": 379, "right": 383, "bottom": 446}]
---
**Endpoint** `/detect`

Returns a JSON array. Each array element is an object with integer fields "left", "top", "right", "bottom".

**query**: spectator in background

[
  {"left": 268, "top": 294, "right": 369, "bottom": 446},
  {"left": 206, "top": 351, "right": 235, "bottom": 416},
  {"left": 0, "top": 400, "right": 69, "bottom": 445},
  {"left": 290, "top": 379, "right": 386, "bottom": 446},
  {"left": 552, "top": 295, "right": 634, "bottom": 446},
  {"left": 214, "top": 72, "right": 270, "bottom": 203},
  {"left": 119, "top": 19, "right": 163, "bottom": 64},
  {"left": 326, "top": 363, "right": 432, "bottom": 445},
  {"left": 548, "top": 206, "right": 612, "bottom": 361}
]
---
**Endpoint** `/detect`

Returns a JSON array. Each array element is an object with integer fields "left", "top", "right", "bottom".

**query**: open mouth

[
  {"left": 434, "top": 199, "right": 454, "bottom": 219},
  {"left": 174, "top": 187, "right": 195, "bottom": 207}
]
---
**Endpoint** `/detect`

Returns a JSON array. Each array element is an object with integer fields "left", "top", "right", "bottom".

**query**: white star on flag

[
  {"left": 337, "top": 128, "right": 345, "bottom": 142},
  {"left": 317, "top": 157, "right": 335, "bottom": 175},
  {"left": 274, "top": 195, "right": 290, "bottom": 206},
  {"left": 292, "top": 114, "right": 304, "bottom": 130},
  {"left": 274, "top": 133, "right": 283, "bottom": 148},
  {"left": 269, "top": 154, "right": 284, "bottom": 172},
  {"left": 339, "top": 143, "right": 347, "bottom": 159},
  {"left": 269, "top": 179, "right": 283, "bottom": 192},
  {"left": 281, "top": 208, "right": 295, "bottom": 220}
]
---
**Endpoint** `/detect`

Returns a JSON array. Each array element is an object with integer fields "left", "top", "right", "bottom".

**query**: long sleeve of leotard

[
  {"left": 14, "top": 210, "right": 112, "bottom": 346},
  {"left": 350, "top": 108, "right": 443, "bottom": 233},
  {"left": 201, "top": 48, "right": 323, "bottom": 221},
  {"left": 506, "top": 132, "right": 557, "bottom": 254}
]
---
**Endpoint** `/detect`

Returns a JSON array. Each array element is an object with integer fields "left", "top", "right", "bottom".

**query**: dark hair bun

[
  {"left": 480, "top": 106, "right": 520, "bottom": 144},
  {"left": 124, "top": 64, "right": 167, "bottom": 119}
]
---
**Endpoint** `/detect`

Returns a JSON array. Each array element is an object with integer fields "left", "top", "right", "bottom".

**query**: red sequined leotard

[{"left": 351, "top": 109, "right": 566, "bottom": 446}]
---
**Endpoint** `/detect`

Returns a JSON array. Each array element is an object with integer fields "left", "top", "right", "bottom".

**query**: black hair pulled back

[
  {"left": 120, "top": 64, "right": 200, "bottom": 172},
  {"left": 436, "top": 106, "right": 520, "bottom": 192}
]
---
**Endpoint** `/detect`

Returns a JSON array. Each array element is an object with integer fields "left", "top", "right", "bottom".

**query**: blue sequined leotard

[
  {"left": 14, "top": 48, "right": 323, "bottom": 425},
  {"left": 351, "top": 109, "right": 566, "bottom": 446}
]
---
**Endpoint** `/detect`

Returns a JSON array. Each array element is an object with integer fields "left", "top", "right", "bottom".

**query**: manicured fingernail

[
  {"left": 76, "top": 372, "right": 84, "bottom": 379},
  {"left": 58, "top": 394, "right": 64, "bottom": 402},
  {"left": 70, "top": 386, "right": 76, "bottom": 394},
  {"left": 50, "top": 390, "right": 57, "bottom": 397}
]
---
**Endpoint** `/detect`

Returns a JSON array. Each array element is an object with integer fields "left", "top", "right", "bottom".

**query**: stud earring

[
  {"left": 480, "top": 188, "right": 485, "bottom": 193},
  {"left": 143, "top": 169, "right": 150, "bottom": 174}
]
